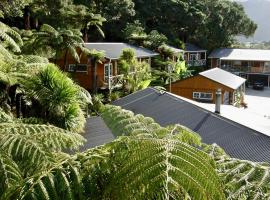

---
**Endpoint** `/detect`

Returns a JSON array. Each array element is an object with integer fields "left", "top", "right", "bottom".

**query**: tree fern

[
  {"left": 0, "top": 123, "right": 86, "bottom": 151},
  {"left": 205, "top": 143, "right": 270, "bottom": 199},
  {"left": 0, "top": 108, "right": 13, "bottom": 123},
  {"left": 102, "top": 105, "right": 201, "bottom": 146},
  {"left": 5, "top": 158, "right": 83, "bottom": 200},
  {"left": 0, "top": 22, "right": 23, "bottom": 52},
  {"left": 0, "top": 150, "right": 23, "bottom": 197},
  {"left": 79, "top": 136, "right": 225, "bottom": 200}
]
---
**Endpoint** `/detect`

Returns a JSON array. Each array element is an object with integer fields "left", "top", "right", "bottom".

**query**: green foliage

[
  {"left": 33, "top": 24, "right": 84, "bottom": 63},
  {"left": 0, "top": 22, "right": 23, "bottom": 53},
  {"left": 0, "top": 0, "right": 32, "bottom": 17},
  {"left": 132, "top": 0, "right": 256, "bottom": 50},
  {"left": 98, "top": 105, "right": 224, "bottom": 199},
  {"left": 205, "top": 144, "right": 270, "bottom": 200},
  {"left": 0, "top": 108, "right": 85, "bottom": 199},
  {"left": 144, "top": 30, "right": 168, "bottom": 50},
  {"left": 102, "top": 105, "right": 201, "bottom": 146},
  {"left": 61, "top": 4, "right": 106, "bottom": 41},
  {"left": 118, "top": 48, "right": 152, "bottom": 93},
  {"left": 91, "top": 93, "right": 105, "bottom": 113},
  {"left": 118, "top": 48, "right": 137, "bottom": 74},
  {"left": 23, "top": 64, "right": 86, "bottom": 132},
  {"left": 123, "top": 20, "right": 146, "bottom": 42},
  {"left": 98, "top": 136, "right": 225, "bottom": 200}
]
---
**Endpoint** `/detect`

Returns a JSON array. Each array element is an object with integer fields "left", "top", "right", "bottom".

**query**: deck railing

[
  {"left": 187, "top": 59, "right": 206, "bottom": 67},
  {"left": 220, "top": 65, "right": 270, "bottom": 74}
]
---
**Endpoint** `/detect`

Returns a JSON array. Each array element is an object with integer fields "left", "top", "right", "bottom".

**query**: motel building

[{"left": 208, "top": 48, "right": 270, "bottom": 87}]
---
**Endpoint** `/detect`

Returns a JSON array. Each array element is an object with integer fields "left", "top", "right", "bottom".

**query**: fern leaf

[
  {"left": 100, "top": 137, "right": 225, "bottom": 200},
  {"left": 0, "top": 150, "right": 23, "bottom": 197}
]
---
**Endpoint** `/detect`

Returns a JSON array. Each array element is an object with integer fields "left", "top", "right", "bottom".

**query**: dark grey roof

[
  {"left": 199, "top": 68, "right": 246, "bottom": 90},
  {"left": 185, "top": 43, "right": 206, "bottom": 52},
  {"left": 113, "top": 88, "right": 270, "bottom": 163},
  {"left": 84, "top": 43, "right": 158, "bottom": 60},
  {"left": 208, "top": 48, "right": 270, "bottom": 61},
  {"left": 81, "top": 116, "right": 114, "bottom": 151}
]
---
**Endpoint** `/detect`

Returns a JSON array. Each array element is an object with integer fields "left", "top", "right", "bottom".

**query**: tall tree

[
  {"left": 74, "top": 0, "right": 135, "bottom": 41},
  {"left": 33, "top": 24, "right": 84, "bottom": 66},
  {"left": 132, "top": 0, "right": 256, "bottom": 50},
  {"left": 62, "top": 5, "right": 106, "bottom": 42}
]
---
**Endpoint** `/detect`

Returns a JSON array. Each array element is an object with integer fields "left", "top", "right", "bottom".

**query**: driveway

[
  {"left": 245, "top": 88, "right": 270, "bottom": 121},
  {"left": 186, "top": 88, "right": 270, "bottom": 136}
]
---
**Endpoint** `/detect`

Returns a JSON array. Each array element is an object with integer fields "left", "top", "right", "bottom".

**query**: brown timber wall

[{"left": 167, "top": 75, "right": 234, "bottom": 104}]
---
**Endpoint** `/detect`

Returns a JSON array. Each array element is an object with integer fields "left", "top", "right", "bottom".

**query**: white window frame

[
  {"left": 67, "top": 64, "right": 88, "bottom": 72},
  {"left": 193, "top": 92, "right": 213, "bottom": 100},
  {"left": 189, "top": 54, "right": 198, "bottom": 61},
  {"left": 104, "top": 63, "right": 113, "bottom": 80}
]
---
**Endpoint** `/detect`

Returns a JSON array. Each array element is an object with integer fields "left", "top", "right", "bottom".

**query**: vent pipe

[{"left": 215, "top": 89, "right": 222, "bottom": 114}]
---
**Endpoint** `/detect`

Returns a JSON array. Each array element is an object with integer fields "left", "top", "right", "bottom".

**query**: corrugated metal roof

[
  {"left": 199, "top": 68, "right": 246, "bottom": 90},
  {"left": 113, "top": 88, "right": 270, "bottom": 163},
  {"left": 84, "top": 43, "right": 158, "bottom": 60},
  {"left": 80, "top": 116, "right": 114, "bottom": 151},
  {"left": 185, "top": 43, "right": 206, "bottom": 52},
  {"left": 209, "top": 48, "right": 270, "bottom": 61}
]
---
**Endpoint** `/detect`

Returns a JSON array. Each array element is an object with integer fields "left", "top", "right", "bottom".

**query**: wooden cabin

[
  {"left": 165, "top": 43, "right": 207, "bottom": 67},
  {"left": 57, "top": 43, "right": 158, "bottom": 91},
  {"left": 209, "top": 48, "right": 270, "bottom": 87},
  {"left": 166, "top": 68, "right": 246, "bottom": 105},
  {"left": 184, "top": 43, "right": 207, "bottom": 67}
]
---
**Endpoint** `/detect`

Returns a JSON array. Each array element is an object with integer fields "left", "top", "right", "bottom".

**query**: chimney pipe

[{"left": 215, "top": 89, "right": 222, "bottom": 114}]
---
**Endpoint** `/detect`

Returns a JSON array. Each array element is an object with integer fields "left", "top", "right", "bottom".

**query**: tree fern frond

[
  {"left": 0, "top": 123, "right": 86, "bottom": 151},
  {"left": 205, "top": 143, "right": 270, "bottom": 199},
  {"left": 0, "top": 22, "right": 22, "bottom": 52},
  {"left": 102, "top": 105, "right": 201, "bottom": 146},
  {"left": 0, "top": 108, "right": 13, "bottom": 123},
  {"left": 11, "top": 158, "right": 82, "bottom": 200},
  {"left": 100, "top": 136, "right": 225, "bottom": 200},
  {"left": 0, "top": 150, "right": 23, "bottom": 198}
]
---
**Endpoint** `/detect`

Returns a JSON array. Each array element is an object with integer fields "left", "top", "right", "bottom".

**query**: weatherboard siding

[
  {"left": 167, "top": 75, "right": 234, "bottom": 104},
  {"left": 56, "top": 52, "right": 118, "bottom": 90}
]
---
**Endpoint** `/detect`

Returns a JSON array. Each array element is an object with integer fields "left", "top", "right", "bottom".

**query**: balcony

[
  {"left": 102, "top": 74, "right": 124, "bottom": 89},
  {"left": 187, "top": 59, "right": 206, "bottom": 67},
  {"left": 220, "top": 65, "right": 270, "bottom": 74}
]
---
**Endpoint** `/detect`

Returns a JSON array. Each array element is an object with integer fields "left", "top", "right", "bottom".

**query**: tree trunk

[
  {"left": 16, "top": 93, "right": 22, "bottom": 118},
  {"left": 54, "top": 51, "right": 58, "bottom": 64},
  {"left": 24, "top": 6, "right": 31, "bottom": 30},
  {"left": 64, "top": 49, "right": 68, "bottom": 68},
  {"left": 32, "top": 18, "right": 39, "bottom": 29},
  {"left": 83, "top": 27, "right": 88, "bottom": 42}
]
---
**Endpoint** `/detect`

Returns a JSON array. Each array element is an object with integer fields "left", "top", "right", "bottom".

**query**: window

[
  {"left": 189, "top": 54, "right": 198, "bottom": 61},
  {"left": 67, "top": 64, "right": 87, "bottom": 72},
  {"left": 193, "top": 92, "right": 200, "bottom": 99},
  {"left": 193, "top": 92, "right": 213, "bottom": 100},
  {"left": 233, "top": 61, "right": 241, "bottom": 66},
  {"left": 104, "top": 63, "right": 113, "bottom": 79}
]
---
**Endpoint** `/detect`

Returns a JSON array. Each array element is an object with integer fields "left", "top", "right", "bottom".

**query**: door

[
  {"left": 104, "top": 63, "right": 113, "bottom": 82},
  {"left": 223, "top": 91, "right": 229, "bottom": 105}
]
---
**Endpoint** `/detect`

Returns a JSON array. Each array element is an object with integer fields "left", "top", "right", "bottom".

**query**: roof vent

[{"left": 215, "top": 89, "right": 222, "bottom": 114}]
